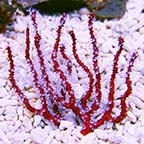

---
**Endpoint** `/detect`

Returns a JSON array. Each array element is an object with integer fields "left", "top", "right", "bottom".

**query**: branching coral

[{"left": 7, "top": 11, "right": 137, "bottom": 135}]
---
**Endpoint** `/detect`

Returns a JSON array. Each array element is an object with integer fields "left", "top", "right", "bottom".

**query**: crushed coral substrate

[{"left": 0, "top": 0, "right": 144, "bottom": 143}]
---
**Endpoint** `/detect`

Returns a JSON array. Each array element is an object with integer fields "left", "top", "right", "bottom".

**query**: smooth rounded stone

[
  {"left": 128, "top": 96, "right": 144, "bottom": 109},
  {"left": 59, "top": 120, "right": 74, "bottom": 130},
  {"left": 139, "top": 27, "right": 144, "bottom": 34},
  {"left": 14, "top": 16, "right": 31, "bottom": 32},
  {"left": 140, "top": 138, "right": 144, "bottom": 144},
  {"left": 22, "top": 116, "right": 33, "bottom": 131},
  {"left": 16, "top": 105, "right": 24, "bottom": 118},
  {"left": 43, "top": 131, "right": 57, "bottom": 144},
  {"left": 42, "top": 125, "right": 55, "bottom": 134},
  {"left": 0, "top": 98, "right": 18, "bottom": 107},
  {"left": 23, "top": 107, "right": 33, "bottom": 118},
  {"left": 12, "top": 120, "right": 22, "bottom": 132},
  {"left": 130, "top": 72, "right": 142, "bottom": 84},
  {"left": 76, "top": 31, "right": 90, "bottom": 43},
  {"left": 138, "top": 113, "right": 144, "bottom": 125},
  {"left": 10, "top": 131, "right": 30, "bottom": 143},
  {"left": 71, "top": 128, "right": 83, "bottom": 141},
  {"left": 50, "top": 138, "right": 61, "bottom": 144},
  {"left": 4, "top": 106, "right": 18, "bottom": 121},
  {"left": 101, "top": 39, "right": 113, "bottom": 53},
  {"left": 52, "top": 129, "right": 63, "bottom": 142},
  {"left": 0, "top": 107, "right": 5, "bottom": 118},
  {"left": 79, "top": 132, "right": 96, "bottom": 144},
  {"left": 132, "top": 82, "right": 144, "bottom": 100},
  {"left": 33, "top": 115, "right": 42, "bottom": 127},
  {"left": 132, "top": 32, "right": 143, "bottom": 47},
  {"left": 27, "top": 98, "right": 43, "bottom": 110},
  {"left": 135, "top": 125, "right": 144, "bottom": 140},
  {"left": 127, "top": 111, "right": 137, "bottom": 123},
  {"left": 98, "top": 54, "right": 113, "bottom": 73},
  {"left": 67, "top": 17, "right": 84, "bottom": 31},
  {"left": 0, "top": 129, "right": 11, "bottom": 144},
  {"left": 125, "top": 122, "right": 138, "bottom": 137},
  {"left": 59, "top": 130, "right": 77, "bottom": 144},
  {"left": 31, "top": 127, "right": 48, "bottom": 143},
  {"left": 130, "top": 103, "right": 144, "bottom": 118},
  {"left": 106, "top": 129, "right": 120, "bottom": 143},
  {"left": 121, "top": 133, "right": 139, "bottom": 144},
  {"left": 0, "top": 73, "right": 8, "bottom": 85},
  {"left": 23, "top": 139, "right": 32, "bottom": 144},
  {"left": 70, "top": 67, "right": 79, "bottom": 82},
  {"left": 114, "top": 75, "right": 126, "bottom": 91},
  {"left": 73, "top": 83, "right": 84, "bottom": 99},
  {"left": 79, "top": 8, "right": 90, "bottom": 15},
  {"left": 94, "top": 129, "right": 108, "bottom": 140},
  {"left": 77, "top": 70, "right": 87, "bottom": 80}
]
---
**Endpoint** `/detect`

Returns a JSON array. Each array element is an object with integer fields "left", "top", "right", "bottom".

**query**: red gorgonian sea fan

[{"left": 7, "top": 11, "right": 137, "bottom": 135}]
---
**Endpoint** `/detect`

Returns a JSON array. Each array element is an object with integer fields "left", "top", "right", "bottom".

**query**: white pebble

[
  {"left": 73, "top": 83, "right": 84, "bottom": 99},
  {"left": 77, "top": 31, "right": 90, "bottom": 43},
  {"left": 79, "top": 132, "right": 96, "bottom": 144},
  {"left": 31, "top": 127, "right": 48, "bottom": 143},
  {"left": 59, "top": 120, "right": 74, "bottom": 130},
  {"left": 0, "top": 129, "right": 11, "bottom": 144},
  {"left": 129, "top": 96, "right": 144, "bottom": 109},
  {"left": 33, "top": 115, "right": 42, "bottom": 127},
  {"left": 4, "top": 106, "right": 18, "bottom": 121},
  {"left": 43, "top": 131, "right": 56, "bottom": 144},
  {"left": 94, "top": 129, "right": 108, "bottom": 140},
  {"left": 0, "top": 98, "right": 18, "bottom": 107},
  {"left": 127, "top": 111, "right": 137, "bottom": 123}
]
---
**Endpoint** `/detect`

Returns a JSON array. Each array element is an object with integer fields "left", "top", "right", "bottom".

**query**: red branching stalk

[{"left": 7, "top": 11, "right": 137, "bottom": 135}]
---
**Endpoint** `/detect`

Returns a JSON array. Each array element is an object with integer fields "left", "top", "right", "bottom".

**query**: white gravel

[{"left": 0, "top": 0, "right": 144, "bottom": 143}]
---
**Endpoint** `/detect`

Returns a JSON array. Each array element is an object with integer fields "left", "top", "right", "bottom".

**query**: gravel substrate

[{"left": 0, "top": 0, "right": 144, "bottom": 143}]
